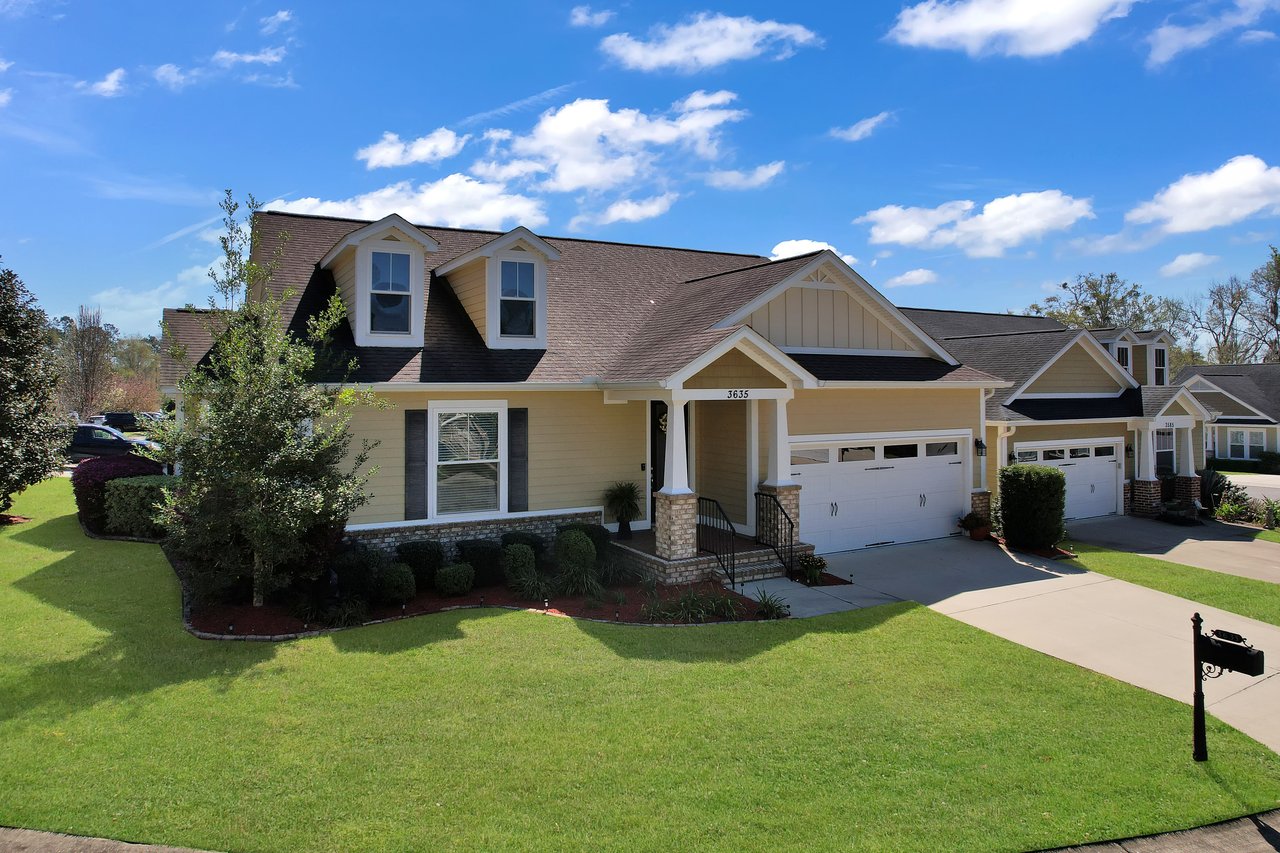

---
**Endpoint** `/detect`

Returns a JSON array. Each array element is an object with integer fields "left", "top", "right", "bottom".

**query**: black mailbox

[
  {"left": 1191, "top": 613, "right": 1268, "bottom": 761},
  {"left": 1197, "top": 633, "right": 1265, "bottom": 677}
]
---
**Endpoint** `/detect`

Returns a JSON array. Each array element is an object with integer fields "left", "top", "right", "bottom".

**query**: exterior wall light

[{"left": 975, "top": 439, "right": 987, "bottom": 457}]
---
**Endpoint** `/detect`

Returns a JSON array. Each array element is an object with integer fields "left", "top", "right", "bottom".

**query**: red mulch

[
  {"left": 0, "top": 514, "right": 31, "bottom": 525},
  {"left": 190, "top": 579, "right": 763, "bottom": 638},
  {"left": 793, "top": 571, "right": 852, "bottom": 587}
]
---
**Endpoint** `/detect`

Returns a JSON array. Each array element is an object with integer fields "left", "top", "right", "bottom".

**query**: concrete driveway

[
  {"left": 823, "top": 537, "right": 1280, "bottom": 753},
  {"left": 1068, "top": 515, "right": 1280, "bottom": 584},
  {"left": 1229, "top": 472, "right": 1280, "bottom": 503}
]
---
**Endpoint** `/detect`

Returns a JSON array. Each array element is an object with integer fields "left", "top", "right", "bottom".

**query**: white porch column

[
  {"left": 1138, "top": 425, "right": 1157, "bottom": 480},
  {"left": 1178, "top": 427, "right": 1195, "bottom": 476},
  {"left": 659, "top": 393, "right": 692, "bottom": 495},
  {"left": 763, "top": 393, "right": 795, "bottom": 487}
]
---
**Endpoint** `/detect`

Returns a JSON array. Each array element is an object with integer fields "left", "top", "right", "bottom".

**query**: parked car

[
  {"left": 103, "top": 411, "right": 143, "bottom": 431},
  {"left": 67, "top": 424, "right": 157, "bottom": 462},
  {"left": 87, "top": 414, "right": 106, "bottom": 425}
]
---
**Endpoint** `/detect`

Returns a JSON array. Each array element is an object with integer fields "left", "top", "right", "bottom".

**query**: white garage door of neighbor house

[
  {"left": 1013, "top": 442, "right": 1122, "bottom": 520},
  {"left": 791, "top": 437, "right": 968, "bottom": 554}
]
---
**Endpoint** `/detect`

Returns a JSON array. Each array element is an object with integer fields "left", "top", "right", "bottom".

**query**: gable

[
  {"left": 1024, "top": 341, "right": 1125, "bottom": 395},
  {"left": 1192, "top": 390, "right": 1260, "bottom": 417},
  {"left": 1164, "top": 398, "right": 1192, "bottom": 416},
  {"left": 684, "top": 348, "right": 787, "bottom": 389},
  {"left": 746, "top": 264, "right": 918, "bottom": 354}
]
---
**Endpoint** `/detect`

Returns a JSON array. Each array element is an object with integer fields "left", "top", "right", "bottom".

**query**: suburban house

[
  {"left": 159, "top": 211, "right": 1209, "bottom": 583},
  {"left": 1177, "top": 363, "right": 1280, "bottom": 463}
]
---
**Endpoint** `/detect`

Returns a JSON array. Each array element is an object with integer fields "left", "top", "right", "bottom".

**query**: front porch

[{"left": 612, "top": 522, "right": 816, "bottom": 588}]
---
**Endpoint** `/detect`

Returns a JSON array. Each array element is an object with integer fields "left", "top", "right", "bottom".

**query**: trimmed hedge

[
  {"left": 556, "top": 522, "right": 610, "bottom": 563},
  {"left": 331, "top": 543, "right": 391, "bottom": 602},
  {"left": 998, "top": 464, "right": 1066, "bottom": 549},
  {"left": 435, "top": 563, "right": 475, "bottom": 596},
  {"left": 500, "top": 530, "right": 545, "bottom": 557},
  {"left": 103, "top": 475, "right": 174, "bottom": 539},
  {"left": 71, "top": 454, "right": 163, "bottom": 533},
  {"left": 376, "top": 562, "right": 417, "bottom": 605},
  {"left": 396, "top": 540, "right": 445, "bottom": 588},
  {"left": 457, "top": 539, "right": 503, "bottom": 587},
  {"left": 554, "top": 529, "right": 601, "bottom": 596},
  {"left": 1205, "top": 457, "right": 1260, "bottom": 474}
]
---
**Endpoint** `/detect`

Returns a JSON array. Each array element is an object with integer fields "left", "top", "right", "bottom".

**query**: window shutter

[
  {"left": 508, "top": 408, "right": 529, "bottom": 512},
  {"left": 405, "top": 410, "right": 428, "bottom": 519}
]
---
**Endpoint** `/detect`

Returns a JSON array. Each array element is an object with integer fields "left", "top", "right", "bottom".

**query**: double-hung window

[
  {"left": 500, "top": 260, "right": 536, "bottom": 337},
  {"left": 1228, "top": 429, "right": 1266, "bottom": 460},
  {"left": 434, "top": 408, "right": 503, "bottom": 515},
  {"left": 1115, "top": 344, "right": 1130, "bottom": 373},
  {"left": 1154, "top": 429, "right": 1175, "bottom": 474},
  {"left": 1153, "top": 347, "right": 1167, "bottom": 385},
  {"left": 370, "top": 251, "right": 411, "bottom": 334}
]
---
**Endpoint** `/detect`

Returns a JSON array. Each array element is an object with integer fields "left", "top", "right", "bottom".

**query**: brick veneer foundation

[
  {"left": 757, "top": 482, "right": 801, "bottom": 530},
  {"left": 654, "top": 492, "right": 698, "bottom": 560},
  {"left": 1174, "top": 475, "right": 1201, "bottom": 505},
  {"left": 1123, "top": 480, "right": 1132, "bottom": 515},
  {"left": 346, "top": 510, "right": 601, "bottom": 561},
  {"left": 1131, "top": 479, "right": 1162, "bottom": 517},
  {"left": 970, "top": 490, "right": 992, "bottom": 519}
]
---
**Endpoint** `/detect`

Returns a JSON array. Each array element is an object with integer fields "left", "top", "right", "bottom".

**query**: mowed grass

[
  {"left": 2, "top": 480, "right": 1278, "bottom": 853},
  {"left": 1064, "top": 540, "right": 1280, "bottom": 628},
  {"left": 1253, "top": 528, "right": 1280, "bottom": 545}
]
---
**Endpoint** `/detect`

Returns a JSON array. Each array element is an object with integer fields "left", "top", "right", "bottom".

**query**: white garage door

[
  {"left": 1013, "top": 441, "right": 1121, "bottom": 520},
  {"left": 791, "top": 436, "right": 968, "bottom": 554}
]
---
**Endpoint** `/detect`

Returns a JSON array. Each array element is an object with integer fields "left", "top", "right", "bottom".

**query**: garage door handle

[{"left": 1091, "top": 484, "right": 1096, "bottom": 493}]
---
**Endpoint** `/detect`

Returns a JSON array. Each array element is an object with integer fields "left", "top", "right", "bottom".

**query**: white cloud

[
  {"left": 356, "top": 129, "right": 469, "bottom": 169},
  {"left": 1240, "top": 27, "right": 1278, "bottom": 41},
  {"left": 830, "top": 111, "right": 893, "bottom": 142},
  {"left": 457, "top": 83, "right": 577, "bottom": 127},
  {"left": 858, "top": 190, "right": 1094, "bottom": 257},
  {"left": 706, "top": 160, "right": 785, "bottom": 190},
  {"left": 259, "top": 10, "right": 293, "bottom": 35},
  {"left": 1126, "top": 155, "right": 1280, "bottom": 234},
  {"left": 884, "top": 268, "right": 939, "bottom": 287},
  {"left": 0, "top": 58, "right": 12, "bottom": 73},
  {"left": 0, "top": 88, "right": 10, "bottom": 108},
  {"left": 469, "top": 158, "right": 547, "bottom": 182},
  {"left": 93, "top": 261, "right": 219, "bottom": 335},
  {"left": 675, "top": 89, "right": 737, "bottom": 111},
  {"left": 1159, "top": 252, "right": 1219, "bottom": 277},
  {"left": 770, "top": 239, "right": 857, "bottom": 266},
  {"left": 153, "top": 63, "right": 190, "bottom": 91},
  {"left": 600, "top": 13, "right": 821, "bottom": 72},
  {"left": 889, "top": 0, "right": 1135, "bottom": 57},
  {"left": 1148, "top": 0, "right": 1279, "bottom": 67},
  {"left": 267, "top": 174, "right": 547, "bottom": 230},
  {"left": 569, "top": 5, "right": 613, "bottom": 27},
  {"left": 212, "top": 47, "right": 286, "bottom": 67},
  {"left": 75, "top": 67, "right": 126, "bottom": 97},
  {"left": 596, "top": 192, "right": 679, "bottom": 225}
]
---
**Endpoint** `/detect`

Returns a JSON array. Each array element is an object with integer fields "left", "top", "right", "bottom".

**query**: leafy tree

[
  {"left": 1189, "top": 276, "right": 1260, "bottom": 365},
  {"left": 56, "top": 306, "right": 118, "bottom": 416},
  {"left": 1247, "top": 245, "right": 1280, "bottom": 362},
  {"left": 0, "top": 260, "right": 67, "bottom": 514},
  {"left": 150, "top": 191, "right": 381, "bottom": 606}
]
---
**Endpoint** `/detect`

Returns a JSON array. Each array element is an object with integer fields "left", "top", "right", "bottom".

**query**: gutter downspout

[
  {"left": 979, "top": 389, "right": 995, "bottom": 491},
  {"left": 996, "top": 423, "right": 1017, "bottom": 476}
]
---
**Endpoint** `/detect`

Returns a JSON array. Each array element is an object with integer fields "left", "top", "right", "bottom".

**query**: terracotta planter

[{"left": 968, "top": 526, "right": 991, "bottom": 541}]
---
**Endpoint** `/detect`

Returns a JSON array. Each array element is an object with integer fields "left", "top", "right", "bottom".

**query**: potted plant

[
  {"left": 796, "top": 552, "right": 827, "bottom": 586},
  {"left": 603, "top": 481, "right": 642, "bottom": 540},
  {"left": 958, "top": 511, "right": 991, "bottom": 541}
]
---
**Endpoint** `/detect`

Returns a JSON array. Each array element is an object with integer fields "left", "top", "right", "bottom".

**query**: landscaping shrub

[
  {"left": 70, "top": 453, "right": 162, "bottom": 533},
  {"left": 103, "top": 474, "right": 174, "bottom": 539},
  {"left": 503, "top": 543, "right": 550, "bottom": 601},
  {"left": 500, "top": 530, "right": 545, "bottom": 557},
  {"left": 641, "top": 587, "right": 741, "bottom": 623},
  {"left": 331, "top": 543, "right": 391, "bottom": 602},
  {"left": 376, "top": 562, "right": 417, "bottom": 605},
  {"left": 796, "top": 553, "right": 827, "bottom": 585},
  {"left": 1258, "top": 451, "right": 1280, "bottom": 475},
  {"left": 457, "top": 539, "right": 504, "bottom": 587},
  {"left": 435, "top": 563, "right": 475, "bottom": 596},
  {"left": 1200, "top": 469, "right": 1228, "bottom": 512},
  {"left": 997, "top": 464, "right": 1066, "bottom": 549},
  {"left": 1205, "top": 457, "right": 1260, "bottom": 474},
  {"left": 554, "top": 529, "right": 601, "bottom": 596},
  {"left": 396, "top": 540, "right": 445, "bottom": 588},
  {"left": 556, "top": 522, "right": 611, "bottom": 564}
]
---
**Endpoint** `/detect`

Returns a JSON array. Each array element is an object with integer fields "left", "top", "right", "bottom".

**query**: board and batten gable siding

[
  {"left": 1192, "top": 390, "right": 1258, "bottom": 418},
  {"left": 747, "top": 287, "right": 916, "bottom": 352},
  {"left": 1024, "top": 343, "right": 1124, "bottom": 395},
  {"left": 694, "top": 400, "right": 749, "bottom": 525},
  {"left": 685, "top": 350, "right": 786, "bottom": 389},
  {"left": 444, "top": 258, "right": 487, "bottom": 339},
  {"left": 344, "top": 390, "right": 646, "bottom": 526},
  {"left": 1164, "top": 398, "right": 1192, "bottom": 417}
]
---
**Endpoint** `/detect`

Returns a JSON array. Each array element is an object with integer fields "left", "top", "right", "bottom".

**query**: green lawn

[
  {"left": 1253, "top": 528, "right": 1280, "bottom": 545},
  {"left": 1064, "top": 540, "right": 1280, "bottom": 628},
  {"left": 2, "top": 480, "right": 1278, "bottom": 853}
]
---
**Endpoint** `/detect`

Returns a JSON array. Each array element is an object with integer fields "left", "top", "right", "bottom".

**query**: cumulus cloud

[
  {"left": 212, "top": 46, "right": 286, "bottom": 66},
  {"left": 356, "top": 128, "right": 469, "bottom": 169},
  {"left": 597, "top": 193, "right": 679, "bottom": 225},
  {"left": 1148, "top": 0, "right": 1279, "bottom": 67},
  {"left": 1126, "top": 155, "right": 1280, "bottom": 234},
  {"left": 569, "top": 5, "right": 613, "bottom": 27},
  {"left": 259, "top": 9, "right": 293, "bottom": 35},
  {"left": 266, "top": 175, "right": 547, "bottom": 230},
  {"left": 0, "top": 58, "right": 12, "bottom": 73},
  {"left": 858, "top": 190, "right": 1094, "bottom": 257},
  {"left": 884, "top": 268, "right": 939, "bottom": 287},
  {"left": 0, "top": 88, "right": 10, "bottom": 107},
  {"left": 75, "top": 68, "right": 126, "bottom": 97},
  {"left": 770, "top": 239, "right": 857, "bottom": 266},
  {"left": 889, "top": 0, "right": 1135, "bottom": 57},
  {"left": 675, "top": 89, "right": 737, "bottom": 111},
  {"left": 153, "top": 63, "right": 191, "bottom": 91},
  {"left": 1240, "top": 28, "right": 1277, "bottom": 41},
  {"left": 93, "top": 261, "right": 219, "bottom": 335},
  {"left": 1160, "top": 252, "right": 1219, "bottom": 277},
  {"left": 830, "top": 111, "right": 893, "bottom": 142},
  {"left": 706, "top": 160, "right": 785, "bottom": 190},
  {"left": 600, "top": 13, "right": 820, "bottom": 72}
]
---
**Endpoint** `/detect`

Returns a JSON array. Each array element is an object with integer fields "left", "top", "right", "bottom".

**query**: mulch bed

[
  {"left": 0, "top": 514, "right": 31, "bottom": 525},
  {"left": 793, "top": 571, "right": 853, "bottom": 587},
  {"left": 189, "top": 579, "right": 764, "bottom": 638},
  {"left": 991, "top": 534, "right": 1077, "bottom": 561}
]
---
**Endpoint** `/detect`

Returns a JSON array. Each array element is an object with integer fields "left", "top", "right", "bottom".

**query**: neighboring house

[
  {"left": 159, "top": 211, "right": 1206, "bottom": 582},
  {"left": 1177, "top": 364, "right": 1280, "bottom": 463}
]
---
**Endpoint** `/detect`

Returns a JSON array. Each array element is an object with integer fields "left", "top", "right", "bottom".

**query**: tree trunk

[{"left": 252, "top": 551, "right": 266, "bottom": 607}]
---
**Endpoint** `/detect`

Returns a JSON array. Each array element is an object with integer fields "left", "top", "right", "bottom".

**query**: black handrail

[
  {"left": 755, "top": 491, "right": 796, "bottom": 579},
  {"left": 696, "top": 496, "right": 737, "bottom": 587}
]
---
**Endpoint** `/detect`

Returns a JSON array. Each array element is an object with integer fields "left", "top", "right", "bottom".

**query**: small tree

[
  {"left": 56, "top": 306, "right": 118, "bottom": 416},
  {"left": 0, "top": 260, "right": 67, "bottom": 514},
  {"left": 151, "top": 191, "right": 381, "bottom": 606}
]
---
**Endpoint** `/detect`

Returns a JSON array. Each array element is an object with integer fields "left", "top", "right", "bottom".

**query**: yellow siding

[
  {"left": 1192, "top": 390, "right": 1257, "bottom": 417},
  {"left": 747, "top": 287, "right": 915, "bottom": 352},
  {"left": 685, "top": 350, "right": 785, "bottom": 389},
  {"left": 1193, "top": 422, "right": 1205, "bottom": 470},
  {"left": 445, "top": 258, "right": 487, "bottom": 338},
  {"left": 345, "top": 390, "right": 645, "bottom": 525},
  {"left": 695, "top": 400, "right": 748, "bottom": 525},
  {"left": 331, "top": 248, "right": 357, "bottom": 329},
  {"left": 1163, "top": 398, "right": 1192, "bottom": 416},
  {"left": 1132, "top": 345, "right": 1149, "bottom": 384},
  {"left": 1025, "top": 343, "right": 1123, "bottom": 395}
]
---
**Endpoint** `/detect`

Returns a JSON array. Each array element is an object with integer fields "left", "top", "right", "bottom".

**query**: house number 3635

[{"left": 726, "top": 389, "right": 750, "bottom": 399}]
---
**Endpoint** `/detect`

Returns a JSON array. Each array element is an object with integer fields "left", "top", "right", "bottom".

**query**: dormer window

[
  {"left": 1153, "top": 346, "right": 1167, "bottom": 385},
  {"left": 500, "top": 260, "right": 537, "bottom": 337},
  {"left": 371, "top": 251, "right": 411, "bottom": 334},
  {"left": 1115, "top": 343, "right": 1130, "bottom": 373}
]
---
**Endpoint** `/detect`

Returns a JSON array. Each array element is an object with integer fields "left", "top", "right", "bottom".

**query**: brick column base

[
  {"left": 970, "top": 490, "right": 992, "bottom": 519},
  {"left": 1123, "top": 480, "right": 1132, "bottom": 515},
  {"left": 654, "top": 491, "right": 697, "bottom": 560},
  {"left": 1175, "top": 475, "right": 1201, "bottom": 505},
  {"left": 1132, "top": 479, "right": 1162, "bottom": 517},
  {"left": 757, "top": 482, "right": 801, "bottom": 531}
]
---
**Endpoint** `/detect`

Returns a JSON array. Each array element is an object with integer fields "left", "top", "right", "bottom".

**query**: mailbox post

[{"left": 1191, "top": 612, "right": 1266, "bottom": 762}]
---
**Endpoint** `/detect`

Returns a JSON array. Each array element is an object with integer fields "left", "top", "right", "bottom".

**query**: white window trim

[
  {"left": 427, "top": 400, "right": 509, "bottom": 520},
  {"left": 1154, "top": 427, "right": 1176, "bottom": 472},
  {"left": 354, "top": 238, "right": 425, "bottom": 348},
  {"left": 1151, "top": 345, "right": 1168, "bottom": 386},
  {"left": 1115, "top": 343, "right": 1131, "bottom": 374},
  {"left": 486, "top": 249, "right": 548, "bottom": 349},
  {"left": 1226, "top": 428, "right": 1266, "bottom": 460}
]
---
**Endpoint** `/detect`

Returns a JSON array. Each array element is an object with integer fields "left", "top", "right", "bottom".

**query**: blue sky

[{"left": 1, "top": 0, "right": 1278, "bottom": 335}]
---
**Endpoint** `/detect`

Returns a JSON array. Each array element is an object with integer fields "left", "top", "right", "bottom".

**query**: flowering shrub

[{"left": 70, "top": 453, "right": 162, "bottom": 533}]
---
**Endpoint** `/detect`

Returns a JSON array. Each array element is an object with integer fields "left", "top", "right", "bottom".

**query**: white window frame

[
  {"left": 1152, "top": 346, "right": 1168, "bottom": 386},
  {"left": 1154, "top": 428, "right": 1175, "bottom": 473},
  {"left": 427, "top": 400, "right": 509, "bottom": 520},
  {"left": 353, "top": 237, "right": 425, "bottom": 348},
  {"left": 369, "top": 249, "right": 413, "bottom": 336},
  {"left": 1114, "top": 344, "right": 1131, "bottom": 373},
  {"left": 486, "top": 249, "right": 548, "bottom": 349},
  {"left": 1227, "top": 428, "right": 1266, "bottom": 460},
  {"left": 497, "top": 258, "right": 538, "bottom": 339}
]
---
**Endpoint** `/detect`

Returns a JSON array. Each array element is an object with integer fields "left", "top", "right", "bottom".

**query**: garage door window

[
  {"left": 925, "top": 441, "right": 958, "bottom": 457},
  {"left": 1069, "top": 448, "right": 1091, "bottom": 459},
  {"left": 1015, "top": 450, "right": 1037, "bottom": 463},
  {"left": 884, "top": 444, "right": 918, "bottom": 460},
  {"left": 839, "top": 446, "right": 875, "bottom": 462},
  {"left": 1094, "top": 446, "right": 1115, "bottom": 457},
  {"left": 792, "top": 448, "right": 830, "bottom": 465},
  {"left": 1043, "top": 449, "right": 1065, "bottom": 460}
]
